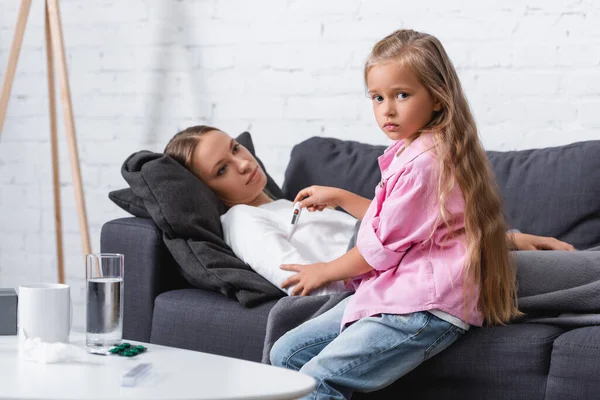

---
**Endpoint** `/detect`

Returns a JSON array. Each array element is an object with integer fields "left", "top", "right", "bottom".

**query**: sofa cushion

[
  {"left": 151, "top": 289, "right": 277, "bottom": 362},
  {"left": 110, "top": 131, "right": 283, "bottom": 218},
  {"left": 284, "top": 137, "right": 600, "bottom": 250},
  {"left": 282, "top": 137, "right": 385, "bottom": 202},
  {"left": 545, "top": 326, "right": 600, "bottom": 400},
  {"left": 354, "top": 324, "right": 564, "bottom": 400},
  {"left": 486, "top": 140, "right": 600, "bottom": 250}
]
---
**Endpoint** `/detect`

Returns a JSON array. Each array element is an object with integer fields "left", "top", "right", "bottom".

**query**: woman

[{"left": 164, "top": 125, "right": 575, "bottom": 295}]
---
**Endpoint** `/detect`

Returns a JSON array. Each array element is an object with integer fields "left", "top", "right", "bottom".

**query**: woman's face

[{"left": 189, "top": 130, "right": 268, "bottom": 207}]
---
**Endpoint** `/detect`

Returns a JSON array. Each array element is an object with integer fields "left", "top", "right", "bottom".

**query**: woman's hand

[
  {"left": 509, "top": 232, "right": 575, "bottom": 251},
  {"left": 294, "top": 186, "right": 342, "bottom": 212},
  {"left": 280, "top": 262, "right": 332, "bottom": 296}
]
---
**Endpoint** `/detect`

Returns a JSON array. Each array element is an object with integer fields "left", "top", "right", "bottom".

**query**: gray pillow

[{"left": 108, "top": 188, "right": 150, "bottom": 219}]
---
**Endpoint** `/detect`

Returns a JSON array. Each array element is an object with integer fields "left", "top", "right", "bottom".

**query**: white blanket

[{"left": 220, "top": 199, "right": 356, "bottom": 295}]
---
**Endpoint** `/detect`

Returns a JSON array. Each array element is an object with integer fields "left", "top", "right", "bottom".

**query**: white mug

[{"left": 18, "top": 283, "right": 72, "bottom": 343}]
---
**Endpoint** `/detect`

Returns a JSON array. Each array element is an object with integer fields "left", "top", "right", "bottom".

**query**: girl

[{"left": 270, "top": 29, "right": 522, "bottom": 399}]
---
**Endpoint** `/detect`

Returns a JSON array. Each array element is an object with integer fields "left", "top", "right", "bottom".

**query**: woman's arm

[{"left": 506, "top": 231, "right": 575, "bottom": 251}]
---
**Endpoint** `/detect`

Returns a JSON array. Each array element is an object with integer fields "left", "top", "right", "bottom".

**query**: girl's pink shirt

[{"left": 343, "top": 133, "right": 483, "bottom": 329}]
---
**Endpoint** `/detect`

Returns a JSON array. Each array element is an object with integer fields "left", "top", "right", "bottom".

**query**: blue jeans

[{"left": 270, "top": 296, "right": 466, "bottom": 399}]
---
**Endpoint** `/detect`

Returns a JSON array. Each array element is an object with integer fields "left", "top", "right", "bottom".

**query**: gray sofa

[{"left": 102, "top": 137, "right": 600, "bottom": 399}]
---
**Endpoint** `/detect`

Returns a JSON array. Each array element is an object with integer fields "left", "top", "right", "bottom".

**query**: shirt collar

[{"left": 378, "top": 133, "right": 436, "bottom": 179}]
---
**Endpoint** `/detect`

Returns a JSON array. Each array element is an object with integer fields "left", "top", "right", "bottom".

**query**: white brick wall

[{"left": 1, "top": 0, "right": 599, "bottom": 331}]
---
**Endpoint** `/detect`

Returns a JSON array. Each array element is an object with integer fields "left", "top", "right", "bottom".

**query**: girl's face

[
  {"left": 367, "top": 62, "right": 441, "bottom": 141},
  {"left": 189, "top": 130, "right": 268, "bottom": 207}
]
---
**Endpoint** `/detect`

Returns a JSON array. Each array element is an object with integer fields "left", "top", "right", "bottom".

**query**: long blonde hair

[{"left": 365, "top": 29, "right": 520, "bottom": 325}]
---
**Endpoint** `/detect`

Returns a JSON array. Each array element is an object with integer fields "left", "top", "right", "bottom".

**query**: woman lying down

[{"left": 164, "top": 125, "right": 575, "bottom": 296}]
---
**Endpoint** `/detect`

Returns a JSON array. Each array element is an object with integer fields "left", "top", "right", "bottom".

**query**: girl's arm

[
  {"left": 281, "top": 246, "right": 373, "bottom": 296},
  {"left": 323, "top": 246, "right": 373, "bottom": 282},
  {"left": 294, "top": 186, "right": 371, "bottom": 220},
  {"left": 335, "top": 190, "right": 372, "bottom": 221}
]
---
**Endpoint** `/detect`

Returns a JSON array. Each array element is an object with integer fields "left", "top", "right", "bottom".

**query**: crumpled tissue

[{"left": 19, "top": 337, "right": 87, "bottom": 364}]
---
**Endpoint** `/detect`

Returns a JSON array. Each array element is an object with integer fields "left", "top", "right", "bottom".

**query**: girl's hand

[
  {"left": 294, "top": 186, "right": 341, "bottom": 212},
  {"left": 280, "top": 262, "right": 331, "bottom": 296},
  {"left": 510, "top": 232, "right": 575, "bottom": 251}
]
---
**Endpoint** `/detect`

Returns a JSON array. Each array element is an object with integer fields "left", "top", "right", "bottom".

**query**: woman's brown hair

[{"left": 163, "top": 125, "right": 219, "bottom": 171}]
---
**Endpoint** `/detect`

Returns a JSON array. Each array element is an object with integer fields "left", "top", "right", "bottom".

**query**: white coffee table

[{"left": 0, "top": 333, "right": 315, "bottom": 400}]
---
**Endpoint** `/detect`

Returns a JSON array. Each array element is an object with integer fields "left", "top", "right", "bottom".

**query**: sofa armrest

[{"left": 100, "top": 217, "right": 188, "bottom": 342}]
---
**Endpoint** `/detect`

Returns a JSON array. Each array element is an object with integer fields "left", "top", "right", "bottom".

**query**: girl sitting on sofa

[{"left": 163, "top": 125, "right": 574, "bottom": 297}]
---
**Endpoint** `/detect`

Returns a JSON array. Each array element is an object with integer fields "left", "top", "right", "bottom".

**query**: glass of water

[{"left": 86, "top": 253, "right": 124, "bottom": 354}]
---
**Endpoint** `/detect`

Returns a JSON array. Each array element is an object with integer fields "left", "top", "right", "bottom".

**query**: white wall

[{"left": 1, "top": 0, "right": 599, "bottom": 330}]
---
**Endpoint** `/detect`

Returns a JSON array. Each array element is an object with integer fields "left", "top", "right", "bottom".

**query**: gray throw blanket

[{"left": 262, "top": 248, "right": 600, "bottom": 364}]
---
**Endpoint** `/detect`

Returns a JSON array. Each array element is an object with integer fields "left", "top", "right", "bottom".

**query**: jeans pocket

[
  {"left": 390, "top": 312, "right": 431, "bottom": 337},
  {"left": 423, "top": 325, "right": 462, "bottom": 361},
  {"left": 392, "top": 314, "right": 410, "bottom": 324}
]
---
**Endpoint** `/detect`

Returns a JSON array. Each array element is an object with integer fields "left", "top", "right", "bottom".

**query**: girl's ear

[{"left": 433, "top": 101, "right": 442, "bottom": 112}]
